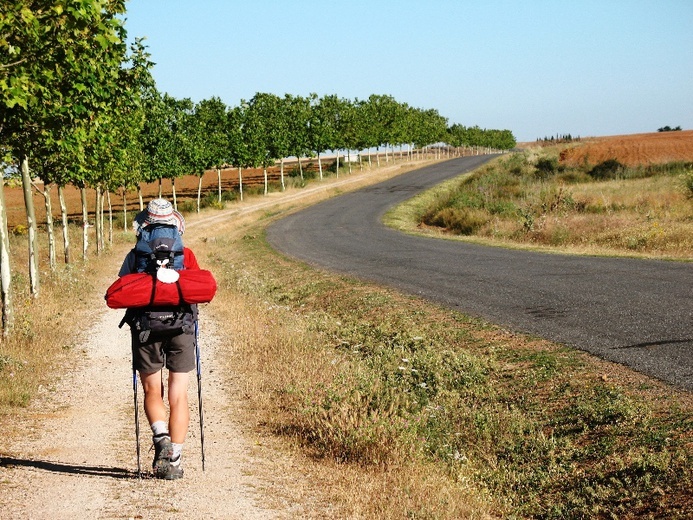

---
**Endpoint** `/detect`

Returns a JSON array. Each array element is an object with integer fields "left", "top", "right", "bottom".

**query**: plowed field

[{"left": 559, "top": 130, "right": 693, "bottom": 167}]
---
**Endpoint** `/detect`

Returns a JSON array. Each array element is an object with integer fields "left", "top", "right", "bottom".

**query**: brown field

[
  {"left": 4, "top": 160, "right": 323, "bottom": 229},
  {"left": 558, "top": 129, "right": 693, "bottom": 167}
]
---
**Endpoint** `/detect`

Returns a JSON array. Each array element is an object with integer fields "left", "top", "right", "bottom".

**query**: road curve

[{"left": 267, "top": 156, "right": 693, "bottom": 391}]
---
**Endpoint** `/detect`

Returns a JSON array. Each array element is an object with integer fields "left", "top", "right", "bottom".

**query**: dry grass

[
  {"left": 2, "top": 148, "right": 692, "bottom": 518},
  {"left": 395, "top": 149, "right": 693, "bottom": 261}
]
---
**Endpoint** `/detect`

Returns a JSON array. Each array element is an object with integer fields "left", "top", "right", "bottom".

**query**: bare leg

[
  {"left": 167, "top": 371, "right": 190, "bottom": 444},
  {"left": 140, "top": 370, "right": 166, "bottom": 426}
]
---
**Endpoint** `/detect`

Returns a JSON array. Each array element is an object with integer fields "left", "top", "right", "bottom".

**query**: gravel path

[{"left": 0, "top": 303, "right": 291, "bottom": 519}]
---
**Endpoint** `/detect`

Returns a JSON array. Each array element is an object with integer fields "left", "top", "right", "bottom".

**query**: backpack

[
  {"left": 134, "top": 223, "right": 185, "bottom": 273},
  {"left": 122, "top": 223, "right": 195, "bottom": 343}
]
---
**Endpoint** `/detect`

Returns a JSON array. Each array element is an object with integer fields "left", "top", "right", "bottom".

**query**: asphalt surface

[{"left": 267, "top": 156, "right": 693, "bottom": 391}]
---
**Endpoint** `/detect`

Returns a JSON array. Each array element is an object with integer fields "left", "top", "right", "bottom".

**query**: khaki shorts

[{"left": 132, "top": 331, "right": 196, "bottom": 374}]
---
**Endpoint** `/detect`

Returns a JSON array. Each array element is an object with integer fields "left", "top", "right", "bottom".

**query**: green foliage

[
  {"left": 588, "top": 158, "right": 625, "bottom": 180},
  {"left": 535, "top": 157, "right": 560, "bottom": 179},
  {"left": 448, "top": 124, "right": 516, "bottom": 150}
]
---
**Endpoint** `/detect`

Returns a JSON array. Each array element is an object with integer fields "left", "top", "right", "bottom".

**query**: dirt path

[
  {"left": 0, "top": 287, "right": 298, "bottom": 519},
  {"left": 0, "top": 161, "right": 433, "bottom": 519}
]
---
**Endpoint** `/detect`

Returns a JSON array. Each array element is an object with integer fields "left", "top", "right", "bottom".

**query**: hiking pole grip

[{"left": 195, "top": 320, "right": 206, "bottom": 471}]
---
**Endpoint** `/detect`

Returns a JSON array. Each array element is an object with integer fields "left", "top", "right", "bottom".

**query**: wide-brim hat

[{"left": 134, "top": 198, "right": 185, "bottom": 235}]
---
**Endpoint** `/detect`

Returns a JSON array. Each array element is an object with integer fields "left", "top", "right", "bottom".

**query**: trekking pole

[
  {"left": 195, "top": 320, "right": 206, "bottom": 471},
  {"left": 133, "top": 369, "right": 142, "bottom": 478}
]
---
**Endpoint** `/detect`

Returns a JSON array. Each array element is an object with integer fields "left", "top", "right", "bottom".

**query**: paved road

[{"left": 267, "top": 156, "right": 693, "bottom": 391}]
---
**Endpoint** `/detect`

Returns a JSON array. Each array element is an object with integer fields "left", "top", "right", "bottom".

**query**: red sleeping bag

[{"left": 105, "top": 269, "right": 217, "bottom": 309}]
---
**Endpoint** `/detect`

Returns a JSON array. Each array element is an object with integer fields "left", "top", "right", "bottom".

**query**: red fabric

[
  {"left": 105, "top": 269, "right": 217, "bottom": 309},
  {"left": 183, "top": 248, "right": 200, "bottom": 270}
]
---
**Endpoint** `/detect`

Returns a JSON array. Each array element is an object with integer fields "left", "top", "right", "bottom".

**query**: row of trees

[{"left": 0, "top": 1, "right": 515, "bottom": 334}]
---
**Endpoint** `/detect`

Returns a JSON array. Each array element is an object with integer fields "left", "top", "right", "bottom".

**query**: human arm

[{"left": 118, "top": 249, "right": 137, "bottom": 277}]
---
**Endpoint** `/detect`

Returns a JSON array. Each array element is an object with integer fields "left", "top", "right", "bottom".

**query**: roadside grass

[
  {"left": 195, "top": 213, "right": 693, "bottom": 519},
  {"left": 0, "top": 225, "right": 132, "bottom": 417},
  {"left": 389, "top": 149, "right": 693, "bottom": 260}
]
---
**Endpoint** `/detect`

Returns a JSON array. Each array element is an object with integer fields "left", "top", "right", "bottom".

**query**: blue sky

[{"left": 122, "top": 0, "right": 692, "bottom": 142}]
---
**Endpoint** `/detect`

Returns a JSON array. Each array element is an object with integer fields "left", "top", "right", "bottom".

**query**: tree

[
  {"left": 284, "top": 94, "right": 310, "bottom": 180},
  {"left": 334, "top": 98, "right": 357, "bottom": 174},
  {"left": 193, "top": 97, "right": 228, "bottom": 208},
  {"left": 365, "top": 95, "right": 400, "bottom": 164},
  {"left": 1, "top": 0, "right": 129, "bottom": 298},
  {"left": 243, "top": 93, "right": 283, "bottom": 194},
  {"left": 307, "top": 94, "right": 339, "bottom": 179},
  {"left": 226, "top": 103, "right": 248, "bottom": 201}
]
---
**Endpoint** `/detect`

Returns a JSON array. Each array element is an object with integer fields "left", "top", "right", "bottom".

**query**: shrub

[
  {"left": 423, "top": 207, "right": 488, "bottom": 235},
  {"left": 535, "top": 157, "right": 559, "bottom": 179},
  {"left": 588, "top": 159, "right": 624, "bottom": 180}
]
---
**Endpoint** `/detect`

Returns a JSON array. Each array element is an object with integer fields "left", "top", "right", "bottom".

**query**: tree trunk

[
  {"left": 100, "top": 187, "right": 106, "bottom": 251},
  {"left": 80, "top": 187, "right": 89, "bottom": 261},
  {"left": 172, "top": 178, "right": 177, "bottom": 209},
  {"left": 95, "top": 186, "right": 102, "bottom": 255},
  {"left": 0, "top": 178, "right": 13, "bottom": 334},
  {"left": 42, "top": 184, "right": 56, "bottom": 270},
  {"left": 197, "top": 175, "right": 203, "bottom": 213},
  {"left": 20, "top": 156, "right": 39, "bottom": 297},
  {"left": 317, "top": 153, "right": 323, "bottom": 180},
  {"left": 217, "top": 167, "right": 222, "bottom": 204},
  {"left": 158, "top": 178, "right": 162, "bottom": 198},
  {"left": 238, "top": 167, "right": 243, "bottom": 201},
  {"left": 347, "top": 151, "right": 352, "bottom": 174},
  {"left": 122, "top": 186, "right": 128, "bottom": 232},
  {"left": 30, "top": 181, "right": 56, "bottom": 271},
  {"left": 106, "top": 190, "right": 113, "bottom": 245},
  {"left": 376, "top": 146, "right": 381, "bottom": 167},
  {"left": 298, "top": 157, "right": 303, "bottom": 180},
  {"left": 335, "top": 153, "right": 340, "bottom": 179},
  {"left": 137, "top": 185, "right": 143, "bottom": 211},
  {"left": 263, "top": 168, "right": 268, "bottom": 196},
  {"left": 280, "top": 158, "right": 285, "bottom": 190},
  {"left": 58, "top": 185, "right": 70, "bottom": 264}
]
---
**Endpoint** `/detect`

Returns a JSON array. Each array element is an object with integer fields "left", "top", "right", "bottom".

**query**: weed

[{"left": 588, "top": 159, "right": 625, "bottom": 180}]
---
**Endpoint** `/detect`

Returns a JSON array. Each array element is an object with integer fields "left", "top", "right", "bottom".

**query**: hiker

[{"left": 118, "top": 198, "right": 200, "bottom": 480}]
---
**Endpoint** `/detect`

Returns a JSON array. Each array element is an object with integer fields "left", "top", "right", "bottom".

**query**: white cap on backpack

[{"left": 134, "top": 198, "right": 185, "bottom": 235}]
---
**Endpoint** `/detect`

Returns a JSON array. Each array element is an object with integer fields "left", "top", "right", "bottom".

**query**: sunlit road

[{"left": 267, "top": 156, "right": 693, "bottom": 391}]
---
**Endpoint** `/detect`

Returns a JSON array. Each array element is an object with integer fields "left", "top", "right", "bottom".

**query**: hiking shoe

[
  {"left": 163, "top": 460, "right": 184, "bottom": 480},
  {"left": 152, "top": 435, "right": 173, "bottom": 478}
]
